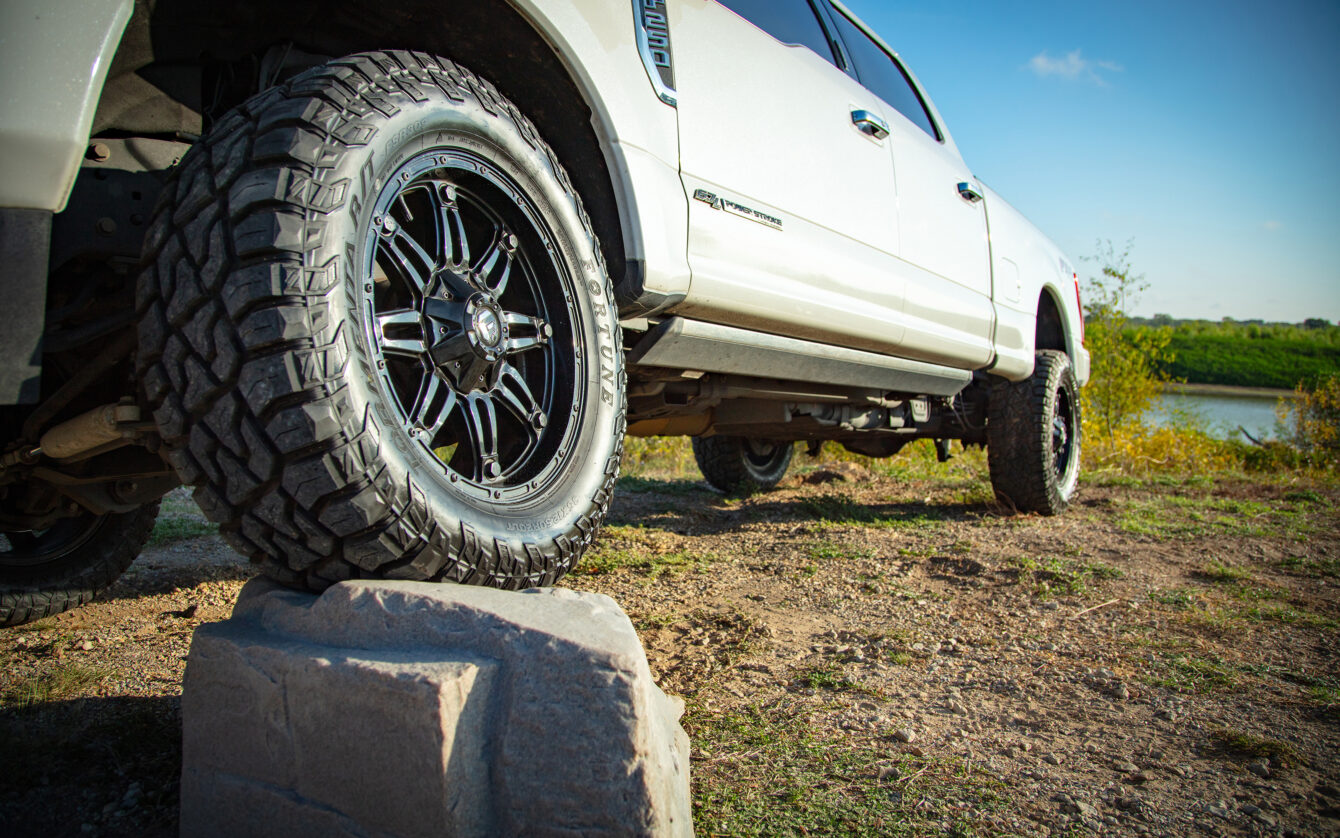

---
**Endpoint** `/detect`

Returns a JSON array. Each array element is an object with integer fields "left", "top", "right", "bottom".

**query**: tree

[{"left": 1080, "top": 240, "right": 1173, "bottom": 439}]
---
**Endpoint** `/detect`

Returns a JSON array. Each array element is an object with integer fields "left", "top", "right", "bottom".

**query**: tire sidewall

[
  {"left": 1044, "top": 356, "right": 1081, "bottom": 509},
  {"left": 302, "top": 68, "right": 623, "bottom": 548}
]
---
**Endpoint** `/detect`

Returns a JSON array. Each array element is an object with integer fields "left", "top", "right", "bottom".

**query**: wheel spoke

[
  {"left": 376, "top": 309, "right": 427, "bottom": 357},
  {"left": 501, "top": 312, "right": 551, "bottom": 355},
  {"left": 379, "top": 224, "right": 437, "bottom": 295},
  {"left": 433, "top": 185, "right": 471, "bottom": 271},
  {"left": 462, "top": 394, "right": 500, "bottom": 481},
  {"left": 410, "top": 373, "right": 457, "bottom": 439},
  {"left": 495, "top": 362, "right": 546, "bottom": 437},
  {"left": 474, "top": 229, "right": 517, "bottom": 296}
]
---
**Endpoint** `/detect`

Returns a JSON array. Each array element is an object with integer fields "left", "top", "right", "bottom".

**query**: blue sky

[{"left": 841, "top": 0, "right": 1340, "bottom": 323}]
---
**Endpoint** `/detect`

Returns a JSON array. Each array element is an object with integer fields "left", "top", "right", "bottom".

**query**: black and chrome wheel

[
  {"left": 0, "top": 503, "right": 159, "bottom": 626},
  {"left": 137, "top": 52, "right": 624, "bottom": 590},
  {"left": 692, "top": 436, "right": 794, "bottom": 493},
  {"left": 987, "top": 350, "right": 1081, "bottom": 514},
  {"left": 363, "top": 149, "right": 580, "bottom": 494}
]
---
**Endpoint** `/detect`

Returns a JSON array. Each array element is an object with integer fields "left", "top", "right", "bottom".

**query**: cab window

[{"left": 714, "top": 0, "right": 839, "bottom": 66}]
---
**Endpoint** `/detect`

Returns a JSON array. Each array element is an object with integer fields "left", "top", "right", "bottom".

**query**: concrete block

[{"left": 180, "top": 579, "right": 690, "bottom": 838}]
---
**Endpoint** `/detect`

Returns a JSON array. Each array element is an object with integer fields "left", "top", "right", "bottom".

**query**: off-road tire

[
  {"left": 136, "top": 52, "right": 624, "bottom": 591},
  {"left": 987, "top": 349, "right": 1080, "bottom": 515},
  {"left": 0, "top": 503, "right": 160, "bottom": 626},
  {"left": 692, "top": 436, "right": 794, "bottom": 493}
]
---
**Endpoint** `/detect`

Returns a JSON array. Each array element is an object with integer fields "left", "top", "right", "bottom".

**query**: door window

[
  {"left": 827, "top": 8, "right": 940, "bottom": 140},
  {"left": 714, "top": 0, "right": 838, "bottom": 65}
]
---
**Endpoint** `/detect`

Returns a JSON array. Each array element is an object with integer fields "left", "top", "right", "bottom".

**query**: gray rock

[
  {"left": 894, "top": 728, "right": 917, "bottom": 744},
  {"left": 1246, "top": 759, "right": 1271, "bottom": 779},
  {"left": 181, "top": 579, "right": 691, "bottom": 838},
  {"left": 1059, "top": 797, "right": 1099, "bottom": 819}
]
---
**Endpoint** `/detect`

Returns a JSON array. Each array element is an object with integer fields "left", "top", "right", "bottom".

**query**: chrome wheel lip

[{"left": 359, "top": 148, "right": 586, "bottom": 504}]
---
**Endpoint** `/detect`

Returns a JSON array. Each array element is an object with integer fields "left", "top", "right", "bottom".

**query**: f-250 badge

[{"left": 693, "top": 189, "right": 783, "bottom": 231}]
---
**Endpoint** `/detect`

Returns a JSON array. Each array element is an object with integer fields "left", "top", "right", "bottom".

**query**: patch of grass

[
  {"left": 1148, "top": 587, "right": 1200, "bottom": 608},
  {"left": 796, "top": 665, "right": 886, "bottom": 700},
  {"left": 1237, "top": 603, "right": 1339, "bottom": 630},
  {"left": 1200, "top": 560, "right": 1252, "bottom": 584},
  {"left": 1008, "top": 556, "right": 1123, "bottom": 598},
  {"left": 634, "top": 613, "right": 681, "bottom": 631},
  {"left": 578, "top": 524, "right": 719, "bottom": 577},
  {"left": 1277, "top": 554, "right": 1340, "bottom": 578},
  {"left": 799, "top": 564, "right": 819, "bottom": 577},
  {"left": 1307, "top": 685, "right": 1340, "bottom": 711},
  {"left": 1282, "top": 489, "right": 1328, "bottom": 506},
  {"left": 614, "top": 475, "right": 712, "bottom": 496},
  {"left": 148, "top": 516, "right": 217, "bottom": 545},
  {"left": 1114, "top": 495, "right": 1302, "bottom": 540},
  {"left": 688, "top": 700, "right": 1007, "bottom": 837},
  {"left": 1144, "top": 654, "right": 1239, "bottom": 694},
  {"left": 1209, "top": 727, "right": 1299, "bottom": 767},
  {"left": 1, "top": 664, "right": 108, "bottom": 709},
  {"left": 798, "top": 492, "right": 950, "bottom": 530}
]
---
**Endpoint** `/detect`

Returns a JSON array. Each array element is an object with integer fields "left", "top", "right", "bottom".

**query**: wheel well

[
  {"left": 1035, "top": 291, "right": 1067, "bottom": 354},
  {"left": 93, "top": 0, "right": 626, "bottom": 282}
]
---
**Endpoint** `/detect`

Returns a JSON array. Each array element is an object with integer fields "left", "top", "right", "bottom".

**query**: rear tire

[
  {"left": 987, "top": 350, "right": 1080, "bottom": 515},
  {"left": 692, "top": 436, "right": 793, "bottom": 493},
  {"left": 136, "top": 52, "right": 624, "bottom": 591},
  {"left": 0, "top": 503, "right": 160, "bottom": 626}
]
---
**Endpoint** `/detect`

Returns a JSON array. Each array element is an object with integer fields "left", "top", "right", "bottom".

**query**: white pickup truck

[{"left": 0, "top": 0, "right": 1088, "bottom": 624}]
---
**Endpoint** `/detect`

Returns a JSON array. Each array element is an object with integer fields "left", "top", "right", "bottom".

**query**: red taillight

[{"left": 1073, "top": 272, "right": 1084, "bottom": 344}]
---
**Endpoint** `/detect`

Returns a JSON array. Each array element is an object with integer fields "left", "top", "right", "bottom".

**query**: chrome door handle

[
  {"left": 851, "top": 110, "right": 890, "bottom": 139},
  {"left": 957, "top": 181, "right": 984, "bottom": 203}
]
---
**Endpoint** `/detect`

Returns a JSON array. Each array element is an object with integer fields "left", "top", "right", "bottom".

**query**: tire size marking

[
  {"left": 505, "top": 501, "right": 576, "bottom": 532},
  {"left": 387, "top": 119, "right": 429, "bottom": 154}
]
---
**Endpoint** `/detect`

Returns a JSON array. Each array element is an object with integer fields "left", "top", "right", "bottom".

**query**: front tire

[
  {"left": 987, "top": 350, "right": 1081, "bottom": 515},
  {"left": 692, "top": 436, "right": 794, "bottom": 493},
  {"left": 137, "top": 52, "right": 624, "bottom": 590}
]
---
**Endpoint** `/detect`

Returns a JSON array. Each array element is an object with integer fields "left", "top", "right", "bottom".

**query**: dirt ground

[{"left": 2, "top": 456, "right": 1338, "bottom": 837}]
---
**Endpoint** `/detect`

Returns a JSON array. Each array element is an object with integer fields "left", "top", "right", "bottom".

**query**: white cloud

[{"left": 1027, "top": 49, "right": 1122, "bottom": 85}]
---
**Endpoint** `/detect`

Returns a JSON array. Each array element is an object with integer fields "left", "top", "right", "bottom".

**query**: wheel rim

[
  {"left": 1051, "top": 388, "right": 1079, "bottom": 491},
  {"left": 360, "top": 149, "right": 583, "bottom": 503},
  {"left": 0, "top": 515, "right": 105, "bottom": 569},
  {"left": 743, "top": 439, "right": 786, "bottom": 470}
]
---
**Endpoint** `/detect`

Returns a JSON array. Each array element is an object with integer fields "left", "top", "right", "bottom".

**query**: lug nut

[{"left": 87, "top": 142, "right": 111, "bottom": 162}]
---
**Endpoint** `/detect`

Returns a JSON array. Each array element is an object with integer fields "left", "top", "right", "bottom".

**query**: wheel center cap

[{"left": 473, "top": 306, "right": 501, "bottom": 348}]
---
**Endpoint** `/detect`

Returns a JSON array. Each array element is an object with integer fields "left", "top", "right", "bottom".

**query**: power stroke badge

[{"left": 693, "top": 189, "right": 783, "bottom": 231}]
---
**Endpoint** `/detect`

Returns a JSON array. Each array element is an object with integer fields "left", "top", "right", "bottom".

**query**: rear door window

[{"left": 714, "top": 0, "right": 838, "bottom": 65}]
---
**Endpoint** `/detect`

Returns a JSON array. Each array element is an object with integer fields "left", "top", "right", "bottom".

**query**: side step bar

[{"left": 626, "top": 318, "right": 972, "bottom": 398}]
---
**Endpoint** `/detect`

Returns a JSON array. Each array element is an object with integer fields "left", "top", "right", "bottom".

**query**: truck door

[
  {"left": 823, "top": 4, "right": 995, "bottom": 367},
  {"left": 671, "top": 0, "right": 907, "bottom": 351}
]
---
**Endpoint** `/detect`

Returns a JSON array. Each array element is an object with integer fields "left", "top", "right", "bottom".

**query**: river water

[{"left": 1147, "top": 390, "right": 1290, "bottom": 440}]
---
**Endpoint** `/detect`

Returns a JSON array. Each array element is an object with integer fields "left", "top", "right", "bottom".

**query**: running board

[{"left": 626, "top": 318, "right": 972, "bottom": 397}]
